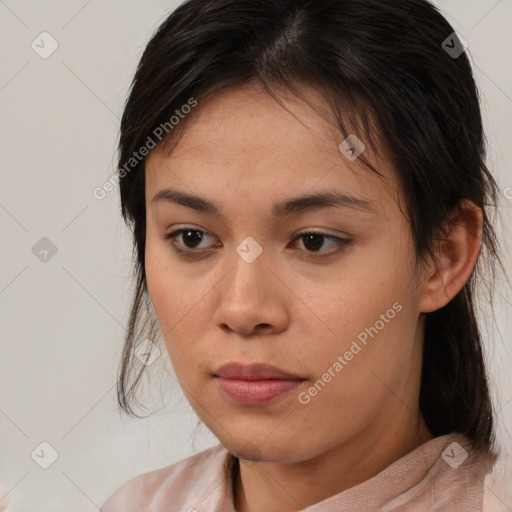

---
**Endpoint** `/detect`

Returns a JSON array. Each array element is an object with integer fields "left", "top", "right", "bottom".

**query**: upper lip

[{"left": 214, "top": 362, "right": 303, "bottom": 380}]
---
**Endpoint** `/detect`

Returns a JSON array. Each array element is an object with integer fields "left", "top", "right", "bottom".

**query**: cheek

[
  {"left": 303, "top": 245, "right": 420, "bottom": 387},
  {"left": 145, "top": 247, "right": 175, "bottom": 325},
  {"left": 144, "top": 243, "right": 214, "bottom": 373},
  {"left": 145, "top": 239, "right": 198, "bottom": 322},
  {"left": 294, "top": 298, "right": 418, "bottom": 446},
  {"left": 145, "top": 245, "right": 190, "bottom": 351},
  {"left": 306, "top": 257, "right": 411, "bottom": 341}
]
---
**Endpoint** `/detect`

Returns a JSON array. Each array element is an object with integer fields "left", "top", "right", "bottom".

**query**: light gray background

[{"left": 0, "top": 1, "right": 511, "bottom": 510}]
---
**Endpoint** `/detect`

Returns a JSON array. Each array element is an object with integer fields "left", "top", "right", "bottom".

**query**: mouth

[{"left": 213, "top": 362, "right": 306, "bottom": 406}]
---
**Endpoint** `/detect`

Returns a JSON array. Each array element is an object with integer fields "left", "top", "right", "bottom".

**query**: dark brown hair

[{"left": 115, "top": 0, "right": 504, "bottom": 453}]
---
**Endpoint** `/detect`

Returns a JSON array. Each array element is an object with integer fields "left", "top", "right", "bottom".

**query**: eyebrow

[{"left": 151, "top": 187, "right": 377, "bottom": 218}]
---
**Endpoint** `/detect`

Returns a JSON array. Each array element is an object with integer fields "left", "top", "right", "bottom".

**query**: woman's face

[{"left": 144, "top": 82, "right": 431, "bottom": 463}]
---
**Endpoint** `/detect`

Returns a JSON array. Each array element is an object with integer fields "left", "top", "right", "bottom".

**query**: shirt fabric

[{"left": 101, "top": 432, "right": 497, "bottom": 512}]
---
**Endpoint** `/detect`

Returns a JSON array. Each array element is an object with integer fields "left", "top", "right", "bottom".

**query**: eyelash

[{"left": 163, "top": 227, "right": 351, "bottom": 259}]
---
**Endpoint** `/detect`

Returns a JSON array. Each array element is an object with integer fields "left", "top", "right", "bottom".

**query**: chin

[{"left": 217, "top": 433, "right": 316, "bottom": 465}]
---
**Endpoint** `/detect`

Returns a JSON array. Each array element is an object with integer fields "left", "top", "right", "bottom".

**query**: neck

[{"left": 233, "top": 407, "right": 433, "bottom": 512}]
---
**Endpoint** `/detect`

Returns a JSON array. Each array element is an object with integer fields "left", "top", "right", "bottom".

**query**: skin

[{"left": 144, "top": 81, "right": 483, "bottom": 512}]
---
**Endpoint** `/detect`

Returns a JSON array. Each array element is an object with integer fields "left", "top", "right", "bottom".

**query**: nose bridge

[
  {"left": 214, "top": 238, "right": 289, "bottom": 334},
  {"left": 225, "top": 238, "right": 269, "bottom": 301}
]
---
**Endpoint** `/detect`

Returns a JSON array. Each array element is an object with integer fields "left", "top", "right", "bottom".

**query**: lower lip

[{"left": 215, "top": 377, "right": 303, "bottom": 406}]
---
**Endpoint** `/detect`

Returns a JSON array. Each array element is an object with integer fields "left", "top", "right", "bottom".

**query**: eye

[
  {"left": 164, "top": 227, "right": 220, "bottom": 253},
  {"left": 291, "top": 231, "right": 351, "bottom": 255},
  {"left": 163, "top": 227, "right": 351, "bottom": 258}
]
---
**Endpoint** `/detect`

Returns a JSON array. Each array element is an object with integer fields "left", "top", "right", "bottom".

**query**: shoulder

[
  {"left": 482, "top": 443, "right": 511, "bottom": 512},
  {"left": 100, "top": 444, "right": 233, "bottom": 512},
  {"left": 394, "top": 433, "right": 499, "bottom": 511}
]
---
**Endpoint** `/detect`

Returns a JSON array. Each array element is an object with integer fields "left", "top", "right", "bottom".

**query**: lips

[
  {"left": 213, "top": 362, "right": 305, "bottom": 406},
  {"left": 214, "top": 362, "right": 302, "bottom": 380}
]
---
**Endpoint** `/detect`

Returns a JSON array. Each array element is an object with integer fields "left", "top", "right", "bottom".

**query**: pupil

[
  {"left": 303, "top": 234, "right": 324, "bottom": 251},
  {"left": 183, "top": 230, "right": 203, "bottom": 248}
]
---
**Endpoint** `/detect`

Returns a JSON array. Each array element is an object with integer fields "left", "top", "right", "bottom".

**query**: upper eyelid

[{"left": 166, "top": 226, "right": 346, "bottom": 241}]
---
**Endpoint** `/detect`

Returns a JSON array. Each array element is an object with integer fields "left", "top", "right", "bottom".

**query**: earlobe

[{"left": 419, "top": 199, "right": 483, "bottom": 313}]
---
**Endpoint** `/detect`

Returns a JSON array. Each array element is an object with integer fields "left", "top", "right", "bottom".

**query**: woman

[{"left": 101, "top": 0, "right": 504, "bottom": 510}]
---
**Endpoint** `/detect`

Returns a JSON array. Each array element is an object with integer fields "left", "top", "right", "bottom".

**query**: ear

[{"left": 419, "top": 199, "right": 483, "bottom": 313}]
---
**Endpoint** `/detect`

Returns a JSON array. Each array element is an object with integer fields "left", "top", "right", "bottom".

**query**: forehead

[{"left": 145, "top": 83, "right": 400, "bottom": 215}]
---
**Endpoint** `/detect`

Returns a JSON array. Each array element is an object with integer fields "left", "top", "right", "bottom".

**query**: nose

[{"left": 213, "top": 247, "right": 290, "bottom": 337}]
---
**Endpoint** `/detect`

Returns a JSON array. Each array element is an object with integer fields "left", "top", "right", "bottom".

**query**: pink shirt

[{"left": 101, "top": 433, "right": 497, "bottom": 511}]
